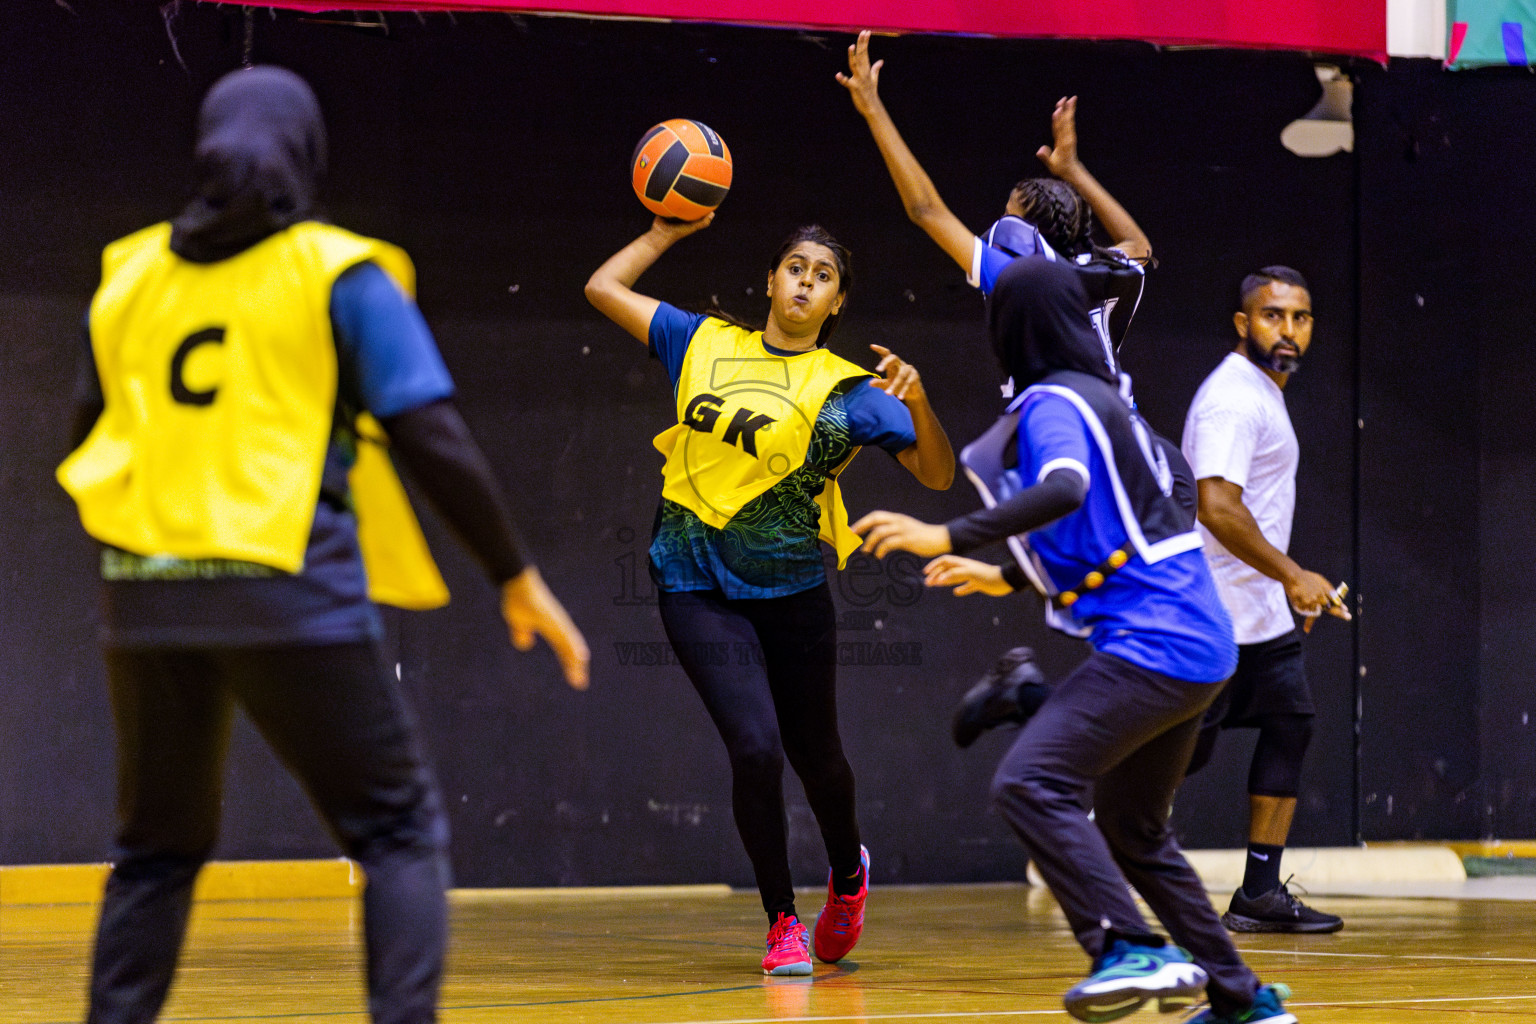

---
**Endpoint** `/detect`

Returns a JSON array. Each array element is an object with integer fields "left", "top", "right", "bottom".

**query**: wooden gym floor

[{"left": 8, "top": 882, "right": 1536, "bottom": 1022}]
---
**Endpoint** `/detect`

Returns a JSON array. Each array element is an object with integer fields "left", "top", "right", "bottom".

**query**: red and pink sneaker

[
  {"left": 814, "top": 845, "right": 869, "bottom": 963},
  {"left": 762, "top": 913, "right": 812, "bottom": 976}
]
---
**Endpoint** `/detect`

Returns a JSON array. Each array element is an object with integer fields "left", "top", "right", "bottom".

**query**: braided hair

[{"left": 1008, "top": 178, "right": 1094, "bottom": 257}]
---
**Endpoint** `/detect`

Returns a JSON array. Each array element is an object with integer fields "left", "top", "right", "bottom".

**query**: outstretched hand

[
  {"left": 500, "top": 567, "right": 591, "bottom": 690},
  {"left": 868, "top": 344, "right": 925, "bottom": 403},
  {"left": 836, "top": 30, "right": 884, "bottom": 117},
  {"left": 923, "top": 554, "right": 1014, "bottom": 597},
  {"left": 1035, "top": 95, "right": 1082, "bottom": 178},
  {"left": 852, "top": 509, "right": 951, "bottom": 558}
]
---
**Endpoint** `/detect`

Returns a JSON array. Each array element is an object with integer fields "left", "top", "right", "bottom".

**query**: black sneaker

[
  {"left": 951, "top": 647, "right": 1050, "bottom": 748},
  {"left": 1222, "top": 880, "right": 1343, "bottom": 934}
]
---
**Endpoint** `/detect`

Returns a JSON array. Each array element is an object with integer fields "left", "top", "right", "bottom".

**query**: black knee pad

[{"left": 1248, "top": 714, "right": 1314, "bottom": 797}]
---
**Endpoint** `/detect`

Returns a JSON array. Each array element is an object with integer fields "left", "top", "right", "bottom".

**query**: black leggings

[
  {"left": 658, "top": 583, "right": 860, "bottom": 920},
  {"left": 89, "top": 642, "right": 449, "bottom": 1024}
]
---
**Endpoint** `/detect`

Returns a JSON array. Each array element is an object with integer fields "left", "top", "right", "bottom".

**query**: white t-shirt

[{"left": 1181, "top": 351, "right": 1299, "bottom": 644}]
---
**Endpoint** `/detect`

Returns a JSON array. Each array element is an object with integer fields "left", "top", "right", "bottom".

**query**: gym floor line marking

[
  {"left": 1294, "top": 994, "right": 1536, "bottom": 1007},
  {"left": 536, "top": 995, "right": 1536, "bottom": 1024},
  {"left": 52, "top": 996, "right": 1536, "bottom": 1024},
  {"left": 1240, "top": 948, "right": 1536, "bottom": 964},
  {"left": 602, "top": 1013, "right": 1065, "bottom": 1023}
]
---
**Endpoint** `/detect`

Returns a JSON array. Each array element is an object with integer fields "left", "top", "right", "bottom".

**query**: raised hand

[
  {"left": 836, "top": 30, "right": 885, "bottom": 117},
  {"left": 651, "top": 211, "right": 715, "bottom": 241},
  {"left": 1036, "top": 95, "right": 1082, "bottom": 178}
]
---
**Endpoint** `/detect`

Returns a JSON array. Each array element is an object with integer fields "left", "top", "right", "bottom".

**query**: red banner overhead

[{"left": 231, "top": 1, "right": 1388, "bottom": 61}]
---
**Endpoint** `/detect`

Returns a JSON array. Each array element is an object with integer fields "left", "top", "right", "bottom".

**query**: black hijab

[
  {"left": 170, "top": 66, "right": 326, "bottom": 263},
  {"left": 987, "top": 256, "right": 1115, "bottom": 392},
  {"left": 986, "top": 256, "right": 1197, "bottom": 540}
]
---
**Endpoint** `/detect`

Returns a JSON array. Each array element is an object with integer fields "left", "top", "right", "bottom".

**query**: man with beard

[{"left": 1179, "top": 266, "right": 1349, "bottom": 935}]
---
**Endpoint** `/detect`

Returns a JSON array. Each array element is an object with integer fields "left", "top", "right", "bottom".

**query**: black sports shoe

[
  {"left": 1222, "top": 879, "right": 1343, "bottom": 934},
  {"left": 951, "top": 647, "right": 1050, "bottom": 748}
]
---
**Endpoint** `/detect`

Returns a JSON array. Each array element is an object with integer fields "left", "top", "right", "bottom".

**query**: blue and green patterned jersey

[{"left": 646, "top": 304, "right": 916, "bottom": 598}]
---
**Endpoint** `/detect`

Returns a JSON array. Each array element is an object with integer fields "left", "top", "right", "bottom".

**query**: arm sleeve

[
  {"left": 647, "top": 302, "right": 708, "bottom": 385},
  {"left": 1183, "top": 393, "right": 1259, "bottom": 489},
  {"left": 378, "top": 399, "right": 528, "bottom": 585},
  {"left": 330, "top": 261, "right": 456, "bottom": 417},
  {"left": 945, "top": 394, "right": 1091, "bottom": 553},
  {"left": 1000, "top": 560, "right": 1030, "bottom": 592},
  {"left": 945, "top": 468, "right": 1087, "bottom": 554},
  {"left": 331, "top": 263, "right": 525, "bottom": 583},
  {"left": 839, "top": 381, "right": 918, "bottom": 455}
]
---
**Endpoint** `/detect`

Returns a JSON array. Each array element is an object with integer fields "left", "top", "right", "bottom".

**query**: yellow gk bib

[
  {"left": 57, "top": 221, "right": 449, "bottom": 609},
  {"left": 654, "top": 318, "right": 873, "bottom": 567}
]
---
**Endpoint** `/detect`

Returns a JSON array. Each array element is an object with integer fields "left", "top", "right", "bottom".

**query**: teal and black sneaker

[
  {"left": 1063, "top": 938, "right": 1208, "bottom": 1022},
  {"left": 1184, "top": 983, "right": 1298, "bottom": 1023}
]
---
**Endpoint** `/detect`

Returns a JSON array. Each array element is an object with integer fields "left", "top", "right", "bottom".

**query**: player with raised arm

[
  {"left": 585, "top": 211, "right": 952, "bottom": 975},
  {"left": 839, "top": 30, "right": 1150, "bottom": 378}
]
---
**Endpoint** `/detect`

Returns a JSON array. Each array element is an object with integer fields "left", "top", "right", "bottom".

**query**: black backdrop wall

[{"left": 0, "top": 2, "right": 1530, "bottom": 887}]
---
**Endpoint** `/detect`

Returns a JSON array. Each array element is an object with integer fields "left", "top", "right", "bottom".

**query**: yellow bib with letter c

[{"left": 57, "top": 221, "right": 449, "bottom": 609}]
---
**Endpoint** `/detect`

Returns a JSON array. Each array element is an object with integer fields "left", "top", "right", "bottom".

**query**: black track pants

[
  {"left": 87, "top": 641, "right": 450, "bottom": 1024},
  {"left": 989, "top": 652, "right": 1261, "bottom": 1016}
]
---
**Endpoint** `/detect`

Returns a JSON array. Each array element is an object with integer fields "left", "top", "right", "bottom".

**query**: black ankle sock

[
  {"left": 1241, "top": 842, "right": 1284, "bottom": 896},
  {"left": 830, "top": 862, "right": 864, "bottom": 898},
  {"left": 1102, "top": 926, "right": 1165, "bottom": 948}
]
